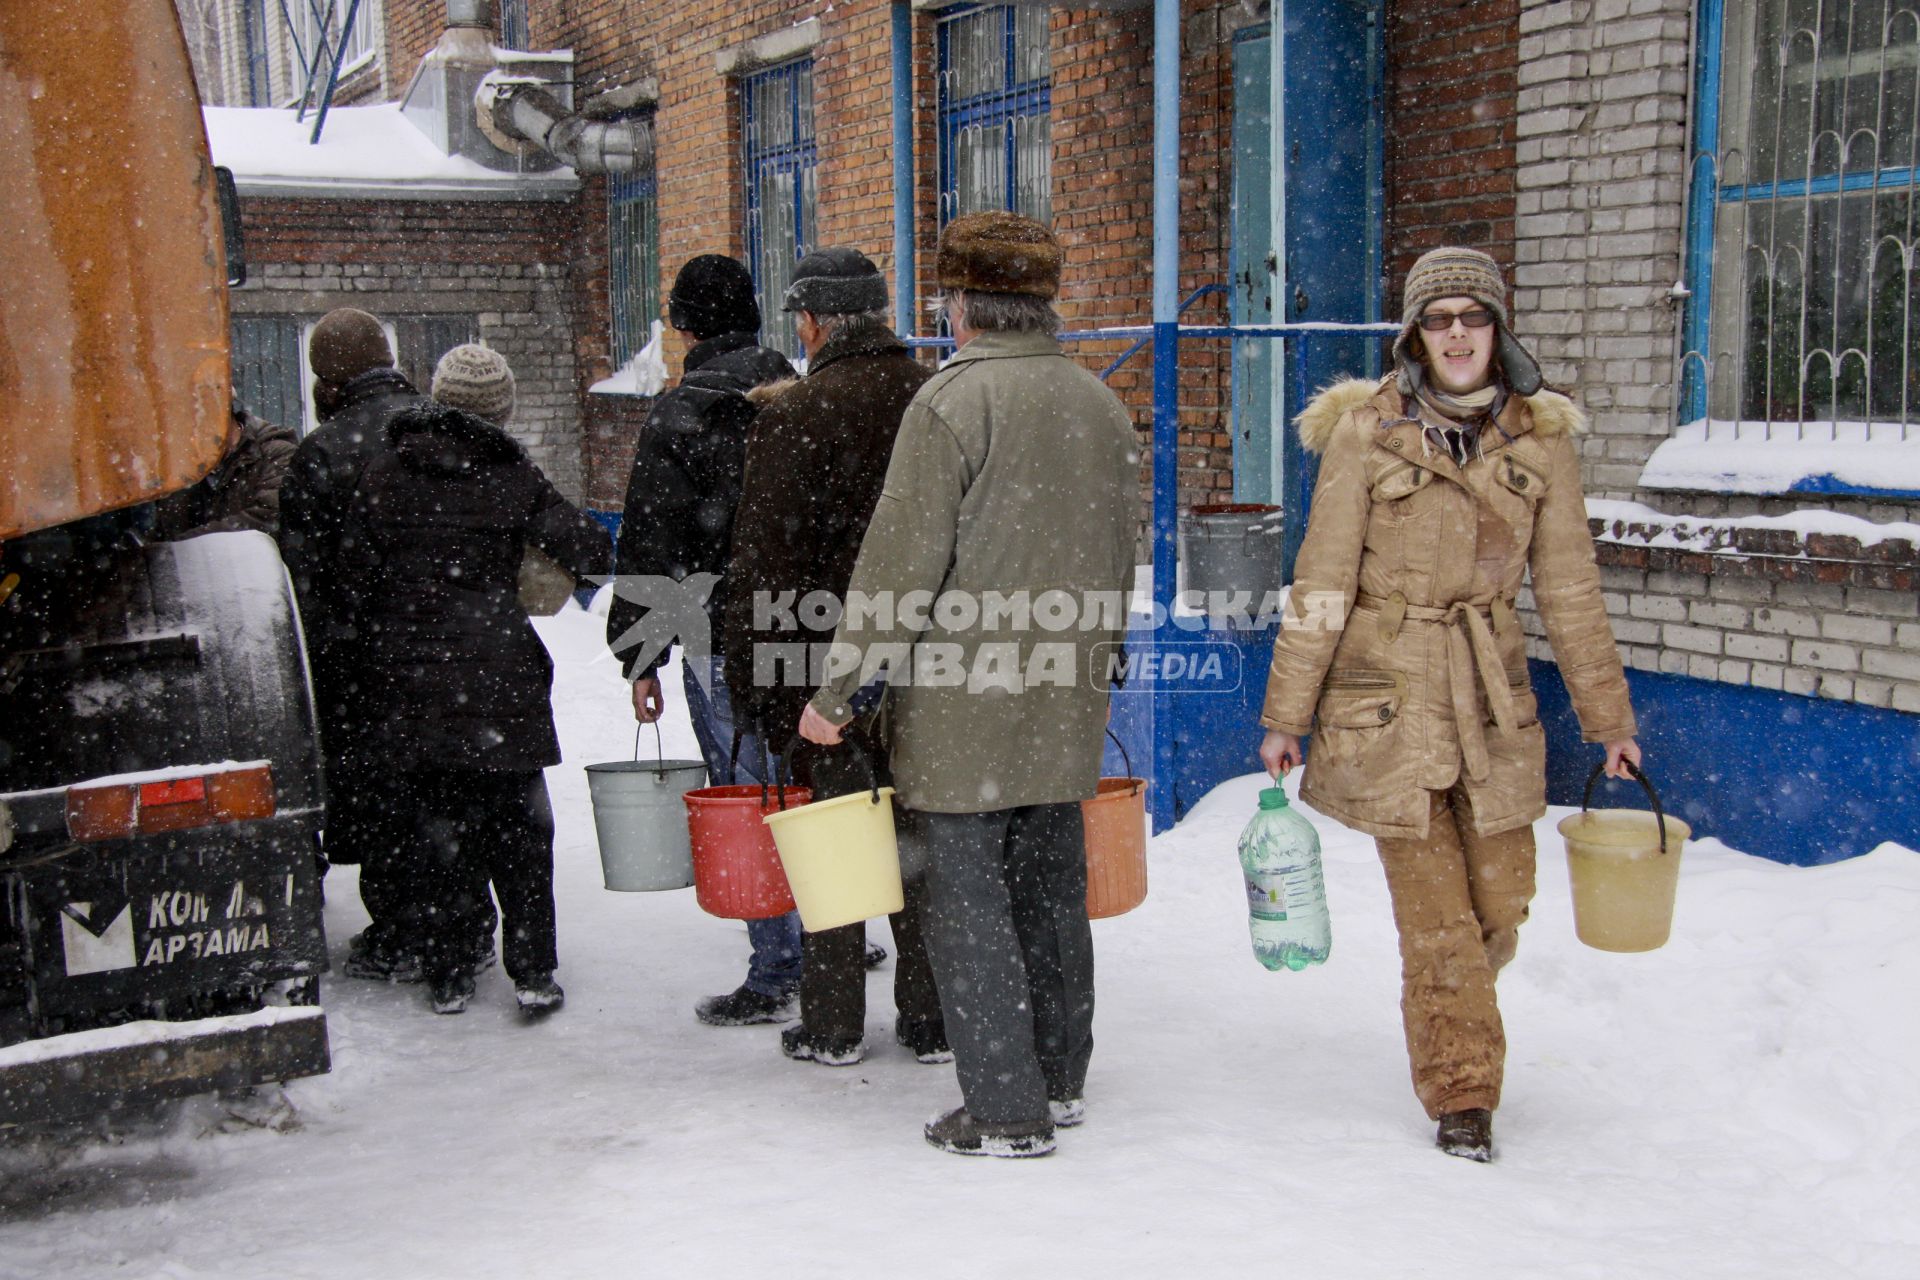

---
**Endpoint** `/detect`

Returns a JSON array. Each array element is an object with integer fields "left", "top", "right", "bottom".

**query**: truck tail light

[{"left": 66, "top": 764, "right": 276, "bottom": 842}]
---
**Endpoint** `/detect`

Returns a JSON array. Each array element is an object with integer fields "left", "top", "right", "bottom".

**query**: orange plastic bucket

[
  {"left": 1082, "top": 731, "right": 1149, "bottom": 919},
  {"left": 684, "top": 784, "right": 809, "bottom": 919}
]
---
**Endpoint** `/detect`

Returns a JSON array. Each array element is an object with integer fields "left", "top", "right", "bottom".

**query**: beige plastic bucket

[
  {"left": 1558, "top": 763, "right": 1688, "bottom": 953},
  {"left": 761, "top": 738, "right": 905, "bottom": 933}
]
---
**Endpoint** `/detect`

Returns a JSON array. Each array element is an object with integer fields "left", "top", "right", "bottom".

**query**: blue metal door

[
  {"left": 1230, "top": 32, "right": 1276, "bottom": 504},
  {"left": 1266, "top": 0, "right": 1385, "bottom": 576}
]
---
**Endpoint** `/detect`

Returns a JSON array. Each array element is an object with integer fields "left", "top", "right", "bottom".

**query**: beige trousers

[{"left": 1374, "top": 788, "right": 1536, "bottom": 1119}]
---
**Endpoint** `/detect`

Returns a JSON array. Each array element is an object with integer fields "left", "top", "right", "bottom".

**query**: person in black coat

[
  {"left": 607, "top": 255, "right": 807, "bottom": 1027},
  {"left": 721, "top": 247, "right": 946, "bottom": 1067},
  {"left": 279, "top": 309, "right": 498, "bottom": 983},
  {"left": 342, "top": 344, "right": 610, "bottom": 1014}
]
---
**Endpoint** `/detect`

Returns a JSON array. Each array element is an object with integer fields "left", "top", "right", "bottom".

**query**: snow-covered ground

[{"left": 2, "top": 606, "right": 1915, "bottom": 1278}]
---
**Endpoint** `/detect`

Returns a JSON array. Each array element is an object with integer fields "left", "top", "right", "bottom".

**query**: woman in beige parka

[{"left": 1257, "top": 247, "right": 1641, "bottom": 1162}]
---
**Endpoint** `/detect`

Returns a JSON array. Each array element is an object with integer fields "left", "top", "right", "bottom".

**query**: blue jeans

[{"left": 680, "top": 655, "right": 802, "bottom": 997}]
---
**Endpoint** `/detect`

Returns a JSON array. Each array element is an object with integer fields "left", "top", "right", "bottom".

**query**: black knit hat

[
  {"left": 667, "top": 254, "right": 761, "bottom": 341},
  {"left": 782, "top": 247, "right": 888, "bottom": 315}
]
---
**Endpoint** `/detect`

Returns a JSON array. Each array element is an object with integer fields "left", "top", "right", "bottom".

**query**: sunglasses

[{"left": 1417, "top": 308, "right": 1496, "bottom": 332}]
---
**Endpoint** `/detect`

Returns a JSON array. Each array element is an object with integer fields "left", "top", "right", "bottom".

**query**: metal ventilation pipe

[{"left": 484, "top": 80, "right": 652, "bottom": 175}]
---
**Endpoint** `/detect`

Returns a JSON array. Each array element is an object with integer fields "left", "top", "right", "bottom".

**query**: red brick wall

[
  {"left": 383, "top": 0, "right": 447, "bottom": 87},
  {"left": 238, "top": 196, "right": 573, "bottom": 266},
  {"left": 1384, "top": 0, "right": 1520, "bottom": 296}
]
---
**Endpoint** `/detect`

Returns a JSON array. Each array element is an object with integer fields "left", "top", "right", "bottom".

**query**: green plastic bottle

[{"left": 1236, "top": 787, "right": 1331, "bottom": 971}]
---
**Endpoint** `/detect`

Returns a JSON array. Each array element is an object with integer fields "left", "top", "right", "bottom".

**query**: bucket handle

[
  {"left": 1580, "top": 759, "right": 1674, "bottom": 853},
  {"left": 1105, "top": 726, "right": 1143, "bottom": 798},
  {"left": 778, "top": 732, "right": 885, "bottom": 807},
  {"left": 634, "top": 720, "right": 668, "bottom": 779}
]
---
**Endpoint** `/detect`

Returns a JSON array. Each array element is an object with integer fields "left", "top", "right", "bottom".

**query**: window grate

[
  {"left": 1682, "top": 0, "right": 1920, "bottom": 441},
  {"left": 742, "top": 59, "right": 818, "bottom": 360},
  {"left": 499, "top": 0, "right": 529, "bottom": 50},
  {"left": 610, "top": 162, "right": 661, "bottom": 369},
  {"left": 938, "top": 4, "right": 1053, "bottom": 228}
]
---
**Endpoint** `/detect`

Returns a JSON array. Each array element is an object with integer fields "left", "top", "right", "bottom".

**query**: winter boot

[
  {"left": 923, "top": 1107, "right": 1055, "bottom": 1159},
  {"left": 694, "top": 984, "right": 798, "bottom": 1027},
  {"left": 1436, "top": 1108, "right": 1494, "bottom": 1162},
  {"left": 429, "top": 970, "right": 476, "bottom": 1015},
  {"left": 515, "top": 973, "right": 565, "bottom": 1017},
  {"left": 780, "top": 1023, "right": 866, "bottom": 1066},
  {"left": 342, "top": 931, "right": 424, "bottom": 984},
  {"left": 894, "top": 1017, "right": 954, "bottom": 1065},
  {"left": 864, "top": 939, "right": 888, "bottom": 970},
  {"left": 1048, "top": 1098, "right": 1086, "bottom": 1128}
]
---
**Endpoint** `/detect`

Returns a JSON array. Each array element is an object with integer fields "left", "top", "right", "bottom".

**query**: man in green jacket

[{"left": 799, "top": 212, "right": 1138, "bottom": 1157}]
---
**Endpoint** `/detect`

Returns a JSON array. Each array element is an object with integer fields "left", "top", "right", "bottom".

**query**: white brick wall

[
  {"left": 237, "top": 261, "right": 585, "bottom": 500},
  {"left": 1512, "top": 0, "right": 1693, "bottom": 500}
]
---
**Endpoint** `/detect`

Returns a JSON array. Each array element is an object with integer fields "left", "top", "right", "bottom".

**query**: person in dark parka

[
  {"left": 721, "top": 247, "right": 946, "bottom": 1068},
  {"left": 278, "top": 308, "right": 497, "bottom": 983},
  {"left": 341, "top": 343, "right": 610, "bottom": 1015},
  {"left": 607, "top": 255, "right": 806, "bottom": 1027},
  {"left": 149, "top": 400, "right": 297, "bottom": 540}
]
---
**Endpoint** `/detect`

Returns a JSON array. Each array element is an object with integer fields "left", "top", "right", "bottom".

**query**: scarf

[{"left": 1398, "top": 354, "right": 1508, "bottom": 466}]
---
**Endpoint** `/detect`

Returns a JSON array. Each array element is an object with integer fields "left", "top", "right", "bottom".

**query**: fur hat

[
  {"left": 783, "top": 247, "right": 889, "bottom": 315},
  {"left": 308, "top": 308, "right": 393, "bottom": 385},
  {"left": 667, "top": 254, "right": 761, "bottom": 341},
  {"left": 432, "top": 343, "right": 517, "bottom": 425},
  {"left": 1395, "top": 246, "right": 1543, "bottom": 396},
  {"left": 935, "top": 211, "right": 1063, "bottom": 300}
]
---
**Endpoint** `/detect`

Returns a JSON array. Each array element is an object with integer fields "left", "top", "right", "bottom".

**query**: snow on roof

[
  {"left": 1641, "top": 419, "right": 1920, "bottom": 497},
  {"left": 204, "top": 104, "right": 577, "bottom": 200}
]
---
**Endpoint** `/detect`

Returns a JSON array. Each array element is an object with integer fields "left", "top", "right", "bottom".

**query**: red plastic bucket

[{"left": 684, "top": 784, "right": 809, "bottom": 919}]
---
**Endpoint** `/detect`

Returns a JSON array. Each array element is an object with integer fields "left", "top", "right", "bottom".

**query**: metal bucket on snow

[{"left": 585, "top": 724, "right": 708, "bottom": 892}]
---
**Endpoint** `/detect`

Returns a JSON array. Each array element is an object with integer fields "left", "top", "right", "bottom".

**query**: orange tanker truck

[{"left": 0, "top": 0, "right": 331, "bottom": 1127}]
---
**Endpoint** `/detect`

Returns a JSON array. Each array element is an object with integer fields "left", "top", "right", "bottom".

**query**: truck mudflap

[{"left": 0, "top": 1005, "right": 329, "bottom": 1127}]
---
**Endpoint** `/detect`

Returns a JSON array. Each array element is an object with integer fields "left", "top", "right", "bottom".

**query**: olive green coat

[
  {"left": 808, "top": 330, "right": 1138, "bottom": 813},
  {"left": 1261, "top": 379, "right": 1636, "bottom": 840}
]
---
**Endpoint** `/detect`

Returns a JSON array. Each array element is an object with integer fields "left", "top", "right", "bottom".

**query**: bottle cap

[{"left": 1259, "top": 787, "right": 1290, "bottom": 810}]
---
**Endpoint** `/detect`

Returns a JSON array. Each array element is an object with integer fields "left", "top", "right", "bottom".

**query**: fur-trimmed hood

[{"left": 1294, "top": 376, "right": 1586, "bottom": 454}]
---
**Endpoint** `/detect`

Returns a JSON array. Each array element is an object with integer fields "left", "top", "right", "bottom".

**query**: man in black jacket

[
  {"left": 279, "top": 309, "right": 497, "bottom": 985},
  {"left": 607, "top": 255, "right": 803, "bottom": 1026},
  {"left": 722, "top": 247, "right": 946, "bottom": 1067}
]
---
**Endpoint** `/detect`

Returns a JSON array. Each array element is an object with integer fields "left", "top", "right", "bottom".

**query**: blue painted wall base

[{"left": 1532, "top": 660, "right": 1919, "bottom": 866}]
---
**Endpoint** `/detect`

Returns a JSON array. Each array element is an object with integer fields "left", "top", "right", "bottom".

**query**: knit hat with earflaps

[
  {"left": 667, "top": 254, "right": 761, "bottom": 341},
  {"left": 1393, "top": 246, "right": 1543, "bottom": 397},
  {"left": 935, "top": 211, "right": 1063, "bottom": 300},
  {"left": 432, "top": 343, "right": 517, "bottom": 425},
  {"left": 783, "top": 247, "right": 889, "bottom": 315},
  {"left": 309, "top": 308, "right": 394, "bottom": 385}
]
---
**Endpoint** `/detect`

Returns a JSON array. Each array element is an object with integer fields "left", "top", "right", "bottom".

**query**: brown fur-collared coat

[{"left": 1260, "top": 378, "right": 1636, "bottom": 840}]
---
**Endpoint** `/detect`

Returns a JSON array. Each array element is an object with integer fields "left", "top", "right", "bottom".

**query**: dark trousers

[
  {"left": 794, "top": 741, "right": 942, "bottom": 1039},
  {"left": 912, "top": 802, "right": 1094, "bottom": 1126},
  {"left": 326, "top": 765, "right": 498, "bottom": 956},
  {"left": 388, "top": 769, "right": 558, "bottom": 984}
]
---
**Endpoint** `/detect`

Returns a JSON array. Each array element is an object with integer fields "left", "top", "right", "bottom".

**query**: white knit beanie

[{"left": 432, "top": 343, "right": 516, "bottom": 425}]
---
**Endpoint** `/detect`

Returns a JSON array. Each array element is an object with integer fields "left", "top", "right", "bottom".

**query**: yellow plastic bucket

[
  {"left": 1557, "top": 763, "right": 1688, "bottom": 953},
  {"left": 762, "top": 739, "right": 905, "bottom": 933}
]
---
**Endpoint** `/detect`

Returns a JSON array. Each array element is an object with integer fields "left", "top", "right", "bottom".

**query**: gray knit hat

[
  {"left": 432, "top": 343, "right": 516, "bottom": 425},
  {"left": 1395, "top": 246, "right": 1543, "bottom": 396},
  {"left": 783, "top": 247, "right": 889, "bottom": 315}
]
